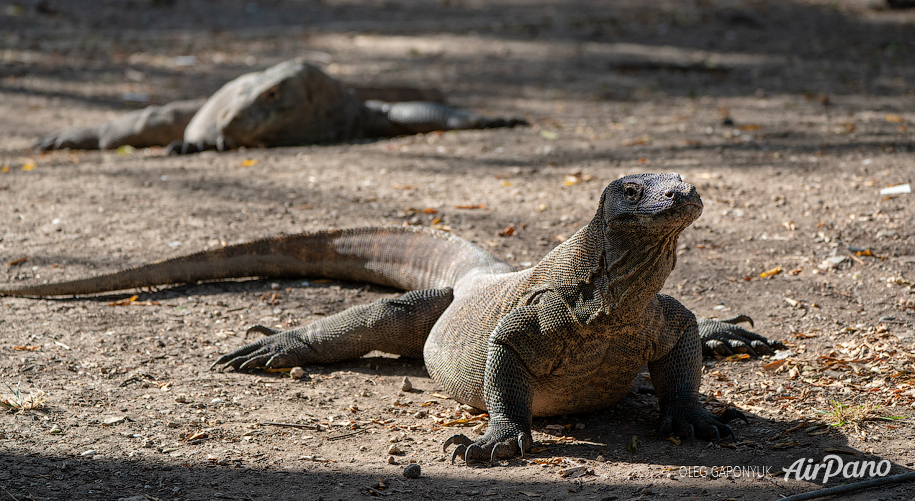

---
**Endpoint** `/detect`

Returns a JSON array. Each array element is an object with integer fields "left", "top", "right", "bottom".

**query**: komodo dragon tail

[{"left": 0, "top": 227, "right": 514, "bottom": 297}]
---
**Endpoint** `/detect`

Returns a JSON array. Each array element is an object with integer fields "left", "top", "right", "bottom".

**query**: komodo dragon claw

[
  {"left": 444, "top": 431, "right": 532, "bottom": 464},
  {"left": 697, "top": 315, "right": 786, "bottom": 357}
]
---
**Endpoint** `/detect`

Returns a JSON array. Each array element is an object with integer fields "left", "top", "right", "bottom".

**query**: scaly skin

[
  {"left": 0, "top": 174, "right": 785, "bottom": 465},
  {"left": 35, "top": 58, "right": 526, "bottom": 153}
]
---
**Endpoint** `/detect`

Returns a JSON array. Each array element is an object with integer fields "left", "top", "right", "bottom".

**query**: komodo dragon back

[{"left": 186, "top": 58, "right": 365, "bottom": 150}]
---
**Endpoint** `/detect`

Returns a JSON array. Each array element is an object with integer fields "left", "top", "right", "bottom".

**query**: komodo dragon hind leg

[
  {"left": 211, "top": 288, "right": 453, "bottom": 371},
  {"left": 697, "top": 315, "right": 787, "bottom": 357},
  {"left": 651, "top": 297, "right": 748, "bottom": 442}
]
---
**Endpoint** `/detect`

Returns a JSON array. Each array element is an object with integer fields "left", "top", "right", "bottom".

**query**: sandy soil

[{"left": 2, "top": 1, "right": 915, "bottom": 500}]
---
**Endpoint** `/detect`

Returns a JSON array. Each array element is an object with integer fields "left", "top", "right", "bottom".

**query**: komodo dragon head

[
  {"left": 600, "top": 172, "right": 702, "bottom": 235},
  {"left": 215, "top": 58, "right": 360, "bottom": 149},
  {"left": 566, "top": 172, "right": 703, "bottom": 307}
]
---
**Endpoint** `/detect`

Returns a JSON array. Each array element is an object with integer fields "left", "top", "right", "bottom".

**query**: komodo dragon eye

[
  {"left": 263, "top": 86, "right": 281, "bottom": 104},
  {"left": 624, "top": 183, "right": 642, "bottom": 201}
]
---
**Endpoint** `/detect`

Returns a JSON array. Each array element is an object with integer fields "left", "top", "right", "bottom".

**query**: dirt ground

[{"left": 2, "top": 0, "right": 915, "bottom": 500}]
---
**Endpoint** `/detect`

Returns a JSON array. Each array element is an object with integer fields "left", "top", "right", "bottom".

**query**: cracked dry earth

[{"left": 2, "top": 0, "right": 915, "bottom": 500}]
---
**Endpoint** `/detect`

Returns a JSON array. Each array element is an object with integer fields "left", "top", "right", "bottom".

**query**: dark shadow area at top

[{"left": 1, "top": 0, "right": 914, "bottom": 106}]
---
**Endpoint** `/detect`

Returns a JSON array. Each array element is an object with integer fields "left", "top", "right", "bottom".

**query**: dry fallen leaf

[
  {"left": 455, "top": 204, "right": 486, "bottom": 210},
  {"left": 440, "top": 414, "right": 489, "bottom": 427},
  {"left": 557, "top": 466, "right": 590, "bottom": 478},
  {"left": 759, "top": 266, "right": 783, "bottom": 278},
  {"left": 627, "top": 435, "right": 638, "bottom": 453},
  {"left": 563, "top": 172, "right": 595, "bottom": 186},
  {"left": 762, "top": 359, "right": 787, "bottom": 371},
  {"left": 108, "top": 295, "right": 139, "bottom": 306}
]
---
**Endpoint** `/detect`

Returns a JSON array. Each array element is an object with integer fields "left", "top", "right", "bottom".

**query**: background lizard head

[
  {"left": 217, "top": 58, "right": 354, "bottom": 148},
  {"left": 600, "top": 172, "right": 703, "bottom": 236}
]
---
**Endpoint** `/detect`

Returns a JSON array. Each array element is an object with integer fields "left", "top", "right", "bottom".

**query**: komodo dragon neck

[{"left": 533, "top": 202, "right": 684, "bottom": 321}]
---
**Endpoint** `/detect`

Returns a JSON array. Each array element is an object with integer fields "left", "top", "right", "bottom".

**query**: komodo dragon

[
  {"left": 35, "top": 57, "right": 526, "bottom": 154},
  {"left": 0, "top": 173, "right": 782, "bottom": 463}
]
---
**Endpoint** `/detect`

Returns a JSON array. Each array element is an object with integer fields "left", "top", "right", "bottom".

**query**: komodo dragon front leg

[
  {"left": 213, "top": 288, "right": 453, "bottom": 370},
  {"left": 36, "top": 99, "right": 204, "bottom": 151}
]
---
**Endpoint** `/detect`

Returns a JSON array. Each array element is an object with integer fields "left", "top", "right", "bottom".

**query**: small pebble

[
  {"left": 413, "top": 410, "right": 426, "bottom": 419},
  {"left": 401, "top": 377, "right": 413, "bottom": 392},
  {"left": 596, "top": 455, "right": 605, "bottom": 462},
  {"left": 290, "top": 367, "right": 305, "bottom": 379},
  {"left": 80, "top": 450, "right": 97, "bottom": 456},
  {"left": 387, "top": 455, "right": 397, "bottom": 464},
  {"left": 103, "top": 416, "right": 126, "bottom": 426},
  {"left": 403, "top": 463, "right": 421, "bottom": 478},
  {"left": 387, "top": 444, "right": 403, "bottom": 455}
]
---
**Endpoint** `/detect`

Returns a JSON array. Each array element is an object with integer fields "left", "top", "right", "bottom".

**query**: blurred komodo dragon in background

[
  {"left": 35, "top": 57, "right": 526, "bottom": 154},
  {"left": 0, "top": 173, "right": 784, "bottom": 464}
]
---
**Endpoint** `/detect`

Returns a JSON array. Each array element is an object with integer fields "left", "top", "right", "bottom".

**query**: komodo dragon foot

[
  {"left": 210, "top": 325, "right": 316, "bottom": 371},
  {"left": 697, "top": 315, "right": 787, "bottom": 357},
  {"left": 659, "top": 402, "right": 748, "bottom": 443},
  {"left": 444, "top": 423, "right": 533, "bottom": 465}
]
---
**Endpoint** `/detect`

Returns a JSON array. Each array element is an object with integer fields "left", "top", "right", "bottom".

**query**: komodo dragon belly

[{"left": 425, "top": 294, "right": 667, "bottom": 417}]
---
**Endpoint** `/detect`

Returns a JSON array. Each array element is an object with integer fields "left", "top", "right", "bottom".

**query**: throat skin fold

[{"left": 533, "top": 211, "right": 684, "bottom": 322}]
